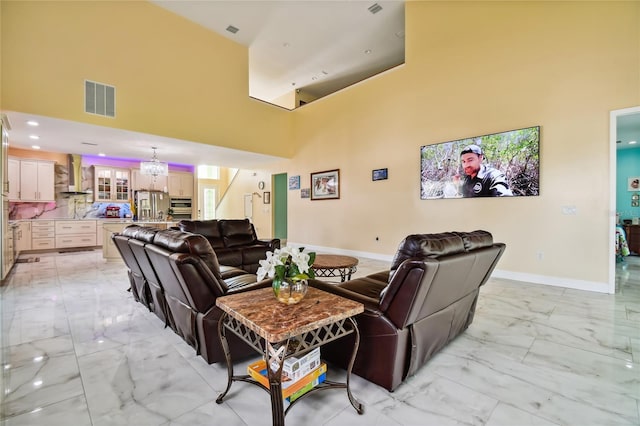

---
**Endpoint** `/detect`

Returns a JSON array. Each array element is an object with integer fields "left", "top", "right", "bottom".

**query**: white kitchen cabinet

[
  {"left": 11, "top": 159, "right": 55, "bottom": 202},
  {"left": 131, "top": 169, "right": 168, "bottom": 192},
  {"left": 15, "top": 221, "right": 32, "bottom": 253},
  {"left": 55, "top": 220, "right": 97, "bottom": 248},
  {"left": 31, "top": 220, "right": 55, "bottom": 250},
  {"left": 94, "top": 166, "right": 130, "bottom": 202},
  {"left": 8, "top": 158, "right": 20, "bottom": 200},
  {"left": 168, "top": 172, "right": 194, "bottom": 197}
]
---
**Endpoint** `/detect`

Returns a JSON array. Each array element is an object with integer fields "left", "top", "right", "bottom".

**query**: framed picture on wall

[
  {"left": 301, "top": 188, "right": 310, "bottom": 198},
  {"left": 311, "top": 169, "right": 340, "bottom": 200},
  {"left": 289, "top": 175, "right": 301, "bottom": 190},
  {"left": 628, "top": 177, "right": 640, "bottom": 191}
]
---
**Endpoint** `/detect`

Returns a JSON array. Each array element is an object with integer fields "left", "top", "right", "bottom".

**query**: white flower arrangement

[{"left": 257, "top": 245, "right": 316, "bottom": 286}]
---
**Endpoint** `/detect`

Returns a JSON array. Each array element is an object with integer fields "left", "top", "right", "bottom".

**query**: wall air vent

[
  {"left": 85, "top": 80, "right": 116, "bottom": 118},
  {"left": 226, "top": 25, "right": 239, "bottom": 34},
  {"left": 368, "top": 3, "right": 383, "bottom": 14}
]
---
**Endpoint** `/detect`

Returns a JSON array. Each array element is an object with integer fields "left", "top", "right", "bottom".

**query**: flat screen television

[{"left": 420, "top": 125, "right": 540, "bottom": 199}]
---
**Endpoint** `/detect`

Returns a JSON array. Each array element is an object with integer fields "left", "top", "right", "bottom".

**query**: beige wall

[
  {"left": 216, "top": 168, "right": 273, "bottom": 238},
  {"left": 268, "top": 1, "right": 639, "bottom": 291},
  {"left": 1, "top": 1, "right": 293, "bottom": 158},
  {"left": 2, "top": 1, "right": 639, "bottom": 292}
]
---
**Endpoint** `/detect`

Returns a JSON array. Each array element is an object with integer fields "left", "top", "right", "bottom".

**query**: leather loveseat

[
  {"left": 112, "top": 224, "right": 271, "bottom": 364},
  {"left": 178, "top": 219, "right": 280, "bottom": 273},
  {"left": 310, "top": 230, "right": 505, "bottom": 391}
]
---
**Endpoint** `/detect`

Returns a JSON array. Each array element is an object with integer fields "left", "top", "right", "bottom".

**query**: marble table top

[
  {"left": 216, "top": 286, "right": 364, "bottom": 343},
  {"left": 312, "top": 254, "right": 359, "bottom": 269}
]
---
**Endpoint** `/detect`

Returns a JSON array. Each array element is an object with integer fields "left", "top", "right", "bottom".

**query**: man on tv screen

[{"left": 459, "top": 144, "right": 513, "bottom": 197}]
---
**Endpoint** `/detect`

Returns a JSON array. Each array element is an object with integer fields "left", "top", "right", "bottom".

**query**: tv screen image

[{"left": 420, "top": 125, "right": 540, "bottom": 199}]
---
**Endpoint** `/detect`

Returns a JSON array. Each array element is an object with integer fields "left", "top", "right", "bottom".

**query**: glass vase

[{"left": 273, "top": 278, "right": 308, "bottom": 305}]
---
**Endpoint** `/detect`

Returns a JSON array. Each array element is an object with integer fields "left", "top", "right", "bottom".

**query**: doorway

[
  {"left": 199, "top": 184, "right": 217, "bottom": 220},
  {"left": 610, "top": 105, "right": 640, "bottom": 293},
  {"left": 273, "top": 173, "right": 287, "bottom": 241}
]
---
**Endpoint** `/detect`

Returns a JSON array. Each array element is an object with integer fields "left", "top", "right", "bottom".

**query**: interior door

[{"left": 273, "top": 173, "right": 287, "bottom": 240}]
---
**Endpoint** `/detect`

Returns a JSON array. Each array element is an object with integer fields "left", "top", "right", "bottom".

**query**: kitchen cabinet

[
  {"left": 168, "top": 172, "right": 194, "bottom": 197},
  {"left": 131, "top": 169, "right": 168, "bottom": 192},
  {"left": 94, "top": 166, "right": 130, "bottom": 202},
  {"left": 31, "top": 220, "right": 55, "bottom": 250},
  {"left": 15, "top": 221, "right": 31, "bottom": 253},
  {"left": 55, "top": 220, "right": 97, "bottom": 248},
  {"left": 7, "top": 158, "right": 19, "bottom": 200},
  {"left": 10, "top": 158, "right": 55, "bottom": 202},
  {"left": 4, "top": 224, "right": 15, "bottom": 276}
]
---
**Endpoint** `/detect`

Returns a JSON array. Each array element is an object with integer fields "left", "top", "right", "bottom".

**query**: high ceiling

[
  {"left": 4, "top": 1, "right": 638, "bottom": 168},
  {"left": 151, "top": 0, "right": 406, "bottom": 105},
  {"left": 5, "top": 1, "right": 406, "bottom": 168}
]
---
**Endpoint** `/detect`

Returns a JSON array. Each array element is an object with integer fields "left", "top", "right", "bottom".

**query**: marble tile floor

[{"left": 0, "top": 250, "right": 638, "bottom": 426}]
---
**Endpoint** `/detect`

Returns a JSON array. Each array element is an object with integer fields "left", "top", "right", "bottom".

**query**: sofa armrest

[
  {"left": 309, "top": 279, "right": 380, "bottom": 311},
  {"left": 254, "top": 238, "right": 281, "bottom": 251}
]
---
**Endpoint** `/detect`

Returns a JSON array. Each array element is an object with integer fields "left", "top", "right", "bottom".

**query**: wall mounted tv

[{"left": 420, "top": 125, "right": 540, "bottom": 199}]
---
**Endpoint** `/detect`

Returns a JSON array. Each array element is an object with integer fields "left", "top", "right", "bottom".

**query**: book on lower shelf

[
  {"left": 286, "top": 372, "right": 326, "bottom": 402},
  {"left": 247, "top": 359, "right": 328, "bottom": 400}
]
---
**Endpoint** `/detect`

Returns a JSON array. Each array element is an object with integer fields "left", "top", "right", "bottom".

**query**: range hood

[{"left": 61, "top": 154, "right": 90, "bottom": 196}]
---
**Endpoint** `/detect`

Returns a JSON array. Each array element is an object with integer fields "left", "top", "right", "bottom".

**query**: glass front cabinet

[{"left": 94, "top": 166, "right": 130, "bottom": 202}]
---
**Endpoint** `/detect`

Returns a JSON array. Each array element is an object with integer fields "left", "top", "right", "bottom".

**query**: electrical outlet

[{"left": 536, "top": 251, "right": 544, "bottom": 261}]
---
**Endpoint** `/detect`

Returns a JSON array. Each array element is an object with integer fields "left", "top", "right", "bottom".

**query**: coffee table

[
  {"left": 215, "top": 286, "right": 364, "bottom": 426},
  {"left": 312, "top": 254, "right": 359, "bottom": 282}
]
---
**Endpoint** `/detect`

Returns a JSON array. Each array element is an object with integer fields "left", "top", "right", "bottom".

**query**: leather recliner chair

[
  {"left": 178, "top": 219, "right": 280, "bottom": 273},
  {"left": 125, "top": 226, "right": 174, "bottom": 329},
  {"left": 112, "top": 225, "right": 150, "bottom": 309},
  {"left": 144, "top": 228, "right": 271, "bottom": 363},
  {"left": 310, "top": 230, "right": 505, "bottom": 391}
]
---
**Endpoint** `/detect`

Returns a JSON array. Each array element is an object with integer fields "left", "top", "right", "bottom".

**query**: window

[{"left": 198, "top": 165, "right": 220, "bottom": 180}]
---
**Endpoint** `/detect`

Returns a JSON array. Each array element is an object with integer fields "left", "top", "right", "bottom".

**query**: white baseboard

[
  {"left": 288, "top": 241, "right": 612, "bottom": 294},
  {"left": 490, "top": 269, "right": 611, "bottom": 294}
]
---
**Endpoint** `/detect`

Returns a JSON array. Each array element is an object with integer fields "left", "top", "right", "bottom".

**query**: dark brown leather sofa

[
  {"left": 309, "top": 230, "right": 505, "bottom": 391},
  {"left": 178, "top": 219, "right": 280, "bottom": 273},
  {"left": 113, "top": 224, "right": 271, "bottom": 364}
]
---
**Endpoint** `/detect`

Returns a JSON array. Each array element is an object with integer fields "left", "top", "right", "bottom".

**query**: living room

[
  {"left": 3, "top": 1, "right": 638, "bottom": 293},
  {"left": 1, "top": 1, "right": 639, "bottom": 425}
]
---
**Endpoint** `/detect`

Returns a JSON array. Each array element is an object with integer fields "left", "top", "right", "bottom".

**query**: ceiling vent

[
  {"left": 226, "top": 25, "right": 239, "bottom": 34},
  {"left": 85, "top": 80, "right": 116, "bottom": 118},
  {"left": 368, "top": 3, "right": 383, "bottom": 14}
]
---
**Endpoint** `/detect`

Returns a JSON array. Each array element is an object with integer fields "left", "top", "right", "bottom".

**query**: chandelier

[{"left": 140, "top": 147, "right": 168, "bottom": 180}]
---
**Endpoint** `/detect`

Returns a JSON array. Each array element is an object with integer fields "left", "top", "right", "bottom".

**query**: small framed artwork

[
  {"left": 263, "top": 191, "right": 271, "bottom": 204},
  {"left": 372, "top": 168, "right": 388, "bottom": 181},
  {"left": 289, "top": 175, "right": 301, "bottom": 190},
  {"left": 311, "top": 169, "right": 340, "bottom": 200},
  {"left": 633, "top": 200, "right": 639, "bottom": 207},
  {"left": 301, "top": 188, "right": 310, "bottom": 198},
  {"left": 628, "top": 177, "right": 640, "bottom": 191},
  {"left": 633, "top": 194, "right": 640, "bottom": 201}
]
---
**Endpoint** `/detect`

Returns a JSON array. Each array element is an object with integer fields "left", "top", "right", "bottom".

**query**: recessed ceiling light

[
  {"left": 364, "top": 49, "right": 372, "bottom": 54},
  {"left": 26, "top": 120, "right": 39, "bottom": 127},
  {"left": 32, "top": 145, "right": 41, "bottom": 150},
  {"left": 29, "top": 135, "right": 39, "bottom": 140},
  {"left": 312, "top": 76, "right": 318, "bottom": 81},
  {"left": 395, "top": 30, "right": 405, "bottom": 39},
  {"left": 291, "top": 82, "right": 296, "bottom": 86},
  {"left": 283, "top": 42, "right": 290, "bottom": 48},
  {"left": 630, "top": 140, "right": 637, "bottom": 145}
]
